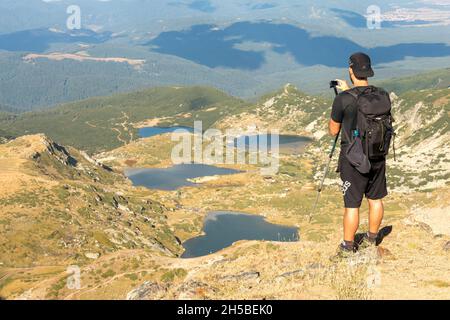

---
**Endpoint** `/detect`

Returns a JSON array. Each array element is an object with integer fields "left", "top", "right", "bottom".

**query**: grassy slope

[
  {"left": 0, "top": 112, "right": 15, "bottom": 141},
  {"left": 216, "top": 84, "right": 331, "bottom": 137},
  {"left": 0, "top": 86, "right": 247, "bottom": 154},
  {"left": 386, "top": 88, "right": 450, "bottom": 190},
  {"left": 0, "top": 105, "right": 19, "bottom": 114},
  {"left": 377, "top": 68, "right": 450, "bottom": 94}
]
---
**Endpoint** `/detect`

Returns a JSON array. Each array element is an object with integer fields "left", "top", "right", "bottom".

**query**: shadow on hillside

[
  {"left": 355, "top": 225, "right": 393, "bottom": 247},
  {"left": 148, "top": 21, "right": 450, "bottom": 70}
]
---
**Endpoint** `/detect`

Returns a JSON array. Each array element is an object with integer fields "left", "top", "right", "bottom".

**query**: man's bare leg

[
  {"left": 368, "top": 199, "right": 384, "bottom": 235},
  {"left": 343, "top": 208, "right": 359, "bottom": 242}
]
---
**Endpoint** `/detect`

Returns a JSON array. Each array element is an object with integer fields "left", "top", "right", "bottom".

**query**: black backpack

[{"left": 347, "top": 86, "right": 396, "bottom": 161}]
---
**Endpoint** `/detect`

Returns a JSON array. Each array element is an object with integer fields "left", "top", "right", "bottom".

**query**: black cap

[{"left": 349, "top": 52, "right": 374, "bottom": 78}]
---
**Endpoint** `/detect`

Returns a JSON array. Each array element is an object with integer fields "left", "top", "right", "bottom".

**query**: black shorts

[{"left": 338, "top": 151, "right": 388, "bottom": 208}]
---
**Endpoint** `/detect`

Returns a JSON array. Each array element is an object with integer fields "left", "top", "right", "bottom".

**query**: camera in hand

[{"left": 329, "top": 80, "right": 339, "bottom": 88}]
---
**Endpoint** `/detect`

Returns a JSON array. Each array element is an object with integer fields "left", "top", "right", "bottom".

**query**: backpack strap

[
  {"left": 345, "top": 86, "right": 377, "bottom": 129},
  {"left": 346, "top": 89, "right": 361, "bottom": 134},
  {"left": 346, "top": 90, "right": 359, "bottom": 100}
]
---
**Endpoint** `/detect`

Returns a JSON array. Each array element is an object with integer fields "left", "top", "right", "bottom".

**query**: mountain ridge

[{"left": 0, "top": 134, "right": 182, "bottom": 270}]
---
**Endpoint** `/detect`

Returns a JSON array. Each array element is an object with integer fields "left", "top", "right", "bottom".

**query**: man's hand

[{"left": 335, "top": 79, "right": 351, "bottom": 92}]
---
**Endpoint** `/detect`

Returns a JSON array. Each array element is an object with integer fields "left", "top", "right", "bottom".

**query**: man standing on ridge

[{"left": 329, "top": 52, "right": 393, "bottom": 258}]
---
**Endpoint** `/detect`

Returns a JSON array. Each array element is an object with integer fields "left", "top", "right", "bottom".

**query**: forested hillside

[{"left": 0, "top": 86, "right": 247, "bottom": 153}]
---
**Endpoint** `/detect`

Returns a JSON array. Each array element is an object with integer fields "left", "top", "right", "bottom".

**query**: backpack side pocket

[{"left": 345, "top": 136, "right": 371, "bottom": 174}]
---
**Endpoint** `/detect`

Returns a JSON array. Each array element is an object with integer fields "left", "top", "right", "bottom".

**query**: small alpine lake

[
  {"left": 181, "top": 211, "right": 300, "bottom": 258},
  {"left": 125, "top": 164, "right": 241, "bottom": 191},
  {"left": 233, "top": 134, "right": 313, "bottom": 155},
  {"left": 139, "top": 126, "right": 313, "bottom": 155},
  {"left": 138, "top": 126, "right": 194, "bottom": 138}
]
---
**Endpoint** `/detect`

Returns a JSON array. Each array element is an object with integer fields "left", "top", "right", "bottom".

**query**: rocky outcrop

[
  {"left": 127, "top": 279, "right": 218, "bottom": 300},
  {"left": 175, "top": 281, "right": 217, "bottom": 300},
  {"left": 276, "top": 269, "right": 305, "bottom": 279},
  {"left": 43, "top": 139, "right": 78, "bottom": 167},
  {"left": 219, "top": 271, "right": 260, "bottom": 282},
  {"left": 126, "top": 281, "right": 168, "bottom": 300}
]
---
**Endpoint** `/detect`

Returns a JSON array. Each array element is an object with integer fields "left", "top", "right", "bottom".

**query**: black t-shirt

[{"left": 331, "top": 86, "right": 385, "bottom": 146}]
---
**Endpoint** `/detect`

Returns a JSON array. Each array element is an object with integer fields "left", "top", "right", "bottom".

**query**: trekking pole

[
  {"left": 308, "top": 131, "right": 340, "bottom": 222},
  {"left": 308, "top": 82, "right": 340, "bottom": 223}
]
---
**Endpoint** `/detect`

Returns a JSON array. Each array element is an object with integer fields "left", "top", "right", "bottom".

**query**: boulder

[{"left": 275, "top": 269, "right": 305, "bottom": 283}]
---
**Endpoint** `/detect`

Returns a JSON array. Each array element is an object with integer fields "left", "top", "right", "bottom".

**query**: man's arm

[
  {"left": 329, "top": 119, "right": 341, "bottom": 136},
  {"left": 329, "top": 93, "right": 344, "bottom": 136}
]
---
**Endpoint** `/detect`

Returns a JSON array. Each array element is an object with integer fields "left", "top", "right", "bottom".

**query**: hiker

[{"left": 329, "top": 52, "right": 394, "bottom": 258}]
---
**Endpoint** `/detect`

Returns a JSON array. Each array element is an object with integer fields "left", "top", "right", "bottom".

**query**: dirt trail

[
  {"left": 85, "top": 121, "right": 98, "bottom": 128},
  {"left": 119, "top": 112, "right": 134, "bottom": 141},
  {"left": 85, "top": 112, "right": 133, "bottom": 145},
  {"left": 112, "top": 112, "right": 133, "bottom": 144}
]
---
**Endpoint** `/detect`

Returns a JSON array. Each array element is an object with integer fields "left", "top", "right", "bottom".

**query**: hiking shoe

[
  {"left": 358, "top": 234, "right": 377, "bottom": 251},
  {"left": 330, "top": 243, "right": 355, "bottom": 262}
]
